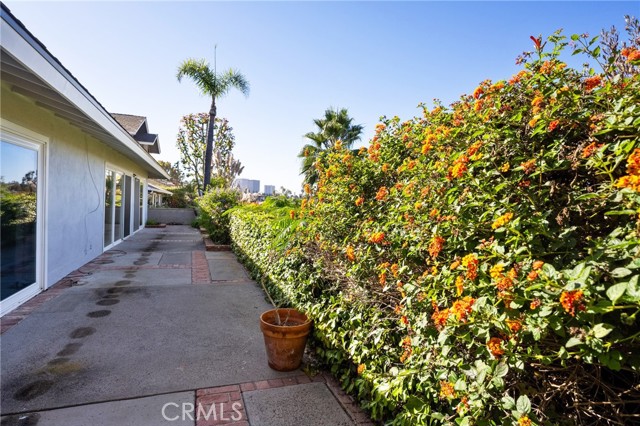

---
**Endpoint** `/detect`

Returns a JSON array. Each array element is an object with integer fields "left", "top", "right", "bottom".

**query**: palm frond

[
  {"left": 176, "top": 59, "right": 215, "bottom": 96},
  {"left": 222, "top": 68, "right": 250, "bottom": 97}
]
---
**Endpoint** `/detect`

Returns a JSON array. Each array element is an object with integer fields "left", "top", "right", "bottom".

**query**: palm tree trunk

[{"left": 203, "top": 99, "right": 217, "bottom": 193}]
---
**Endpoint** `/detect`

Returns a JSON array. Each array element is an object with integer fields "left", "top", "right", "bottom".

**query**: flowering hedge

[{"left": 233, "top": 26, "right": 640, "bottom": 425}]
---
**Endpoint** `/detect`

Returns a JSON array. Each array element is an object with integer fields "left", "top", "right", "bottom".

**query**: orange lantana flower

[
  {"left": 439, "top": 381, "right": 456, "bottom": 399},
  {"left": 521, "top": 159, "right": 536, "bottom": 174},
  {"left": 518, "top": 415, "right": 533, "bottom": 426},
  {"left": 368, "top": 232, "right": 385, "bottom": 245},
  {"left": 345, "top": 245, "right": 356, "bottom": 262},
  {"left": 496, "top": 277, "right": 514, "bottom": 291},
  {"left": 584, "top": 75, "right": 603, "bottom": 92},
  {"left": 507, "top": 319, "right": 523, "bottom": 333},
  {"left": 628, "top": 50, "right": 640, "bottom": 62},
  {"left": 548, "top": 120, "right": 560, "bottom": 132},
  {"left": 492, "top": 212, "right": 514, "bottom": 230},
  {"left": 451, "top": 296, "right": 475, "bottom": 322},
  {"left": 581, "top": 142, "right": 602, "bottom": 159},
  {"left": 462, "top": 254, "right": 479, "bottom": 280},
  {"left": 487, "top": 337, "right": 505, "bottom": 358},
  {"left": 428, "top": 235, "right": 445, "bottom": 259},
  {"left": 490, "top": 263, "right": 505, "bottom": 279},
  {"left": 615, "top": 148, "right": 640, "bottom": 192},
  {"left": 560, "top": 289, "right": 586, "bottom": 316},
  {"left": 375, "top": 186, "right": 389, "bottom": 201},
  {"left": 431, "top": 305, "right": 450, "bottom": 329},
  {"left": 455, "top": 275, "right": 464, "bottom": 296}
]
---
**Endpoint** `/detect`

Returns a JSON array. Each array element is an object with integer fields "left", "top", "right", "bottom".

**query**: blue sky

[{"left": 5, "top": 1, "right": 637, "bottom": 192}]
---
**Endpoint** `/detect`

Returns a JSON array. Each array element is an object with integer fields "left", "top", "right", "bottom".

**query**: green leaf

[
  {"left": 566, "top": 337, "right": 584, "bottom": 348},
  {"left": 494, "top": 363, "right": 509, "bottom": 378},
  {"left": 605, "top": 209, "right": 637, "bottom": 216},
  {"left": 611, "top": 268, "right": 632, "bottom": 278},
  {"left": 627, "top": 276, "right": 640, "bottom": 300},
  {"left": 516, "top": 395, "right": 531, "bottom": 414},
  {"left": 502, "top": 395, "right": 516, "bottom": 410},
  {"left": 606, "top": 283, "right": 627, "bottom": 302},
  {"left": 405, "top": 395, "right": 425, "bottom": 410},
  {"left": 592, "top": 323, "right": 614, "bottom": 338}
]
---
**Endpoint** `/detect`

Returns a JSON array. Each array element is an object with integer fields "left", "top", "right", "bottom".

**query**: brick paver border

[
  {"left": 195, "top": 373, "right": 374, "bottom": 426},
  {"left": 192, "top": 251, "right": 212, "bottom": 284},
  {"left": 0, "top": 278, "right": 73, "bottom": 334}
]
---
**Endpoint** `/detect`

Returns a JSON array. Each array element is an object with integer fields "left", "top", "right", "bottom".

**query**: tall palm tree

[
  {"left": 177, "top": 57, "right": 249, "bottom": 194},
  {"left": 298, "top": 107, "right": 363, "bottom": 186}
]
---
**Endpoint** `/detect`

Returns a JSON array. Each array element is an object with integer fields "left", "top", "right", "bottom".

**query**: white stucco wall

[{"left": 1, "top": 83, "right": 149, "bottom": 287}]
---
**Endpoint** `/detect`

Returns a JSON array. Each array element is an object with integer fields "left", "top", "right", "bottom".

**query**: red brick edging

[
  {"left": 192, "top": 251, "right": 211, "bottom": 284},
  {"left": 0, "top": 278, "right": 73, "bottom": 334},
  {"left": 195, "top": 373, "right": 374, "bottom": 426}
]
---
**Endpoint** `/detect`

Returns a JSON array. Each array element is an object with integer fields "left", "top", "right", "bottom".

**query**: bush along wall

[
  {"left": 197, "top": 187, "right": 240, "bottom": 244},
  {"left": 232, "top": 28, "right": 640, "bottom": 425}
]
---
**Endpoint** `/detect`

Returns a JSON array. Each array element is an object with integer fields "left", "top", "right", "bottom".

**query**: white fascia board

[{"left": 0, "top": 14, "right": 169, "bottom": 179}]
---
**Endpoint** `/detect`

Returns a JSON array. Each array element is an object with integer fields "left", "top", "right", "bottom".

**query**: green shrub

[
  {"left": 197, "top": 188, "right": 241, "bottom": 243},
  {"left": 230, "top": 26, "right": 640, "bottom": 425},
  {"left": 164, "top": 184, "right": 197, "bottom": 208}
]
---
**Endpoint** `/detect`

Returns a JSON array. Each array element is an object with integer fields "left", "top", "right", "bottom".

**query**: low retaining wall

[{"left": 147, "top": 208, "right": 196, "bottom": 225}]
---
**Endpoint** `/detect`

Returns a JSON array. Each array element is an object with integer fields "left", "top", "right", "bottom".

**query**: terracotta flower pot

[{"left": 260, "top": 308, "right": 312, "bottom": 371}]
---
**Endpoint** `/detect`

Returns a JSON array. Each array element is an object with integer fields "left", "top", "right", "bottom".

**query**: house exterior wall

[{"left": 1, "top": 83, "right": 148, "bottom": 288}]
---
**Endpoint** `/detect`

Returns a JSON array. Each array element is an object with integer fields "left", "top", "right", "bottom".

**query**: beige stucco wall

[{"left": 1, "top": 82, "right": 149, "bottom": 287}]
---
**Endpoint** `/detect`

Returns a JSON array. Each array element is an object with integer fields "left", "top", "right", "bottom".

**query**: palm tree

[
  {"left": 177, "top": 57, "right": 249, "bottom": 194},
  {"left": 298, "top": 107, "right": 363, "bottom": 186}
]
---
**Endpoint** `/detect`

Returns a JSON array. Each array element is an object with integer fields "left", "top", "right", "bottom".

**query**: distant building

[
  {"left": 264, "top": 185, "right": 275, "bottom": 195},
  {"left": 235, "top": 178, "right": 260, "bottom": 193}
]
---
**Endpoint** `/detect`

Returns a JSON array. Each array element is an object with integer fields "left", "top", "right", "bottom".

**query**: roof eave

[{"left": 0, "top": 5, "right": 169, "bottom": 180}]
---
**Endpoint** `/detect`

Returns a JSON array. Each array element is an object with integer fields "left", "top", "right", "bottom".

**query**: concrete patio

[{"left": 0, "top": 226, "right": 371, "bottom": 426}]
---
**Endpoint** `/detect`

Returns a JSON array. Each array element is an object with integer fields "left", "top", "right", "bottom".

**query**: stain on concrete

[
  {"left": 96, "top": 299, "right": 119, "bottom": 306},
  {"left": 86, "top": 310, "right": 111, "bottom": 318},
  {"left": 115, "top": 280, "right": 131, "bottom": 286},
  {"left": 69, "top": 327, "right": 95, "bottom": 339},
  {"left": 106, "top": 288, "right": 123, "bottom": 294},
  {"left": 13, "top": 380, "right": 53, "bottom": 401},
  {"left": 42, "top": 361, "right": 84, "bottom": 376},
  {"left": 56, "top": 343, "right": 82, "bottom": 357},
  {"left": 133, "top": 260, "right": 148, "bottom": 266},
  {"left": 47, "top": 358, "right": 69, "bottom": 366}
]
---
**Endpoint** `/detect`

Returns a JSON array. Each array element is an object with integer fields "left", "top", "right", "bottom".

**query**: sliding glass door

[
  {"left": 1, "top": 138, "right": 43, "bottom": 310},
  {"left": 104, "top": 168, "right": 144, "bottom": 248}
]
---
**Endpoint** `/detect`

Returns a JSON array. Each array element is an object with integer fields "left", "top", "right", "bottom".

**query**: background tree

[
  {"left": 213, "top": 150, "right": 244, "bottom": 188},
  {"left": 176, "top": 113, "right": 242, "bottom": 194},
  {"left": 176, "top": 113, "right": 208, "bottom": 194},
  {"left": 298, "top": 107, "right": 363, "bottom": 187},
  {"left": 210, "top": 118, "right": 244, "bottom": 186},
  {"left": 177, "top": 56, "right": 249, "bottom": 194},
  {"left": 157, "top": 160, "right": 183, "bottom": 186}
]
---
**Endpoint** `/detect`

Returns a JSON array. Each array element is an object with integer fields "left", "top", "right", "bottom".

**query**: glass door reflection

[{"left": 1, "top": 140, "right": 38, "bottom": 301}]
